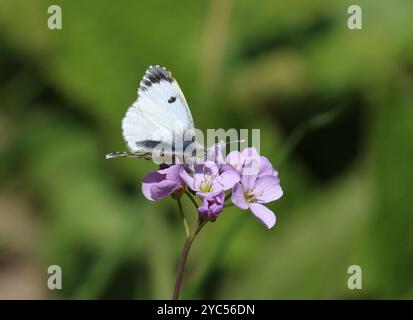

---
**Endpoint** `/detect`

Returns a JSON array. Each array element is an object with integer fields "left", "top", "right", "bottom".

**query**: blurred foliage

[{"left": 0, "top": 0, "right": 412, "bottom": 299}]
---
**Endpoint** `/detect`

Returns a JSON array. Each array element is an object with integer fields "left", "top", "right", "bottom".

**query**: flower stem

[
  {"left": 172, "top": 218, "right": 207, "bottom": 300},
  {"left": 225, "top": 192, "right": 232, "bottom": 202},
  {"left": 224, "top": 192, "right": 233, "bottom": 208},
  {"left": 185, "top": 190, "right": 199, "bottom": 210},
  {"left": 177, "top": 198, "right": 190, "bottom": 238}
]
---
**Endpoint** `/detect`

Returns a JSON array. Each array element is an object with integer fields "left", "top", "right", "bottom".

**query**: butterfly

[{"left": 106, "top": 65, "right": 202, "bottom": 163}]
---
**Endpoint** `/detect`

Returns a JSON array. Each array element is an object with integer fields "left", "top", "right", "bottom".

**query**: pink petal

[
  {"left": 164, "top": 164, "right": 182, "bottom": 181},
  {"left": 258, "top": 156, "right": 275, "bottom": 177},
  {"left": 242, "top": 161, "right": 261, "bottom": 177},
  {"left": 254, "top": 175, "right": 283, "bottom": 203},
  {"left": 249, "top": 203, "right": 276, "bottom": 229},
  {"left": 207, "top": 142, "right": 225, "bottom": 165},
  {"left": 231, "top": 183, "right": 249, "bottom": 209},
  {"left": 241, "top": 147, "right": 261, "bottom": 176},
  {"left": 226, "top": 151, "right": 243, "bottom": 172},
  {"left": 193, "top": 162, "right": 219, "bottom": 189},
  {"left": 204, "top": 161, "right": 219, "bottom": 176},
  {"left": 142, "top": 182, "right": 155, "bottom": 201},
  {"left": 241, "top": 174, "right": 257, "bottom": 190},
  {"left": 150, "top": 180, "right": 180, "bottom": 200},
  {"left": 196, "top": 188, "right": 224, "bottom": 199},
  {"left": 241, "top": 147, "right": 259, "bottom": 159},
  {"left": 220, "top": 163, "right": 236, "bottom": 173},
  {"left": 216, "top": 168, "right": 240, "bottom": 191},
  {"left": 142, "top": 171, "right": 164, "bottom": 201},
  {"left": 180, "top": 167, "right": 196, "bottom": 190}
]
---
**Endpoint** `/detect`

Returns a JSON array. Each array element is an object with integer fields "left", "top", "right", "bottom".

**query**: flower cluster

[{"left": 141, "top": 146, "right": 283, "bottom": 229}]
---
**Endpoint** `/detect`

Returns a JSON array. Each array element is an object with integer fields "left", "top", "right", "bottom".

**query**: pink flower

[
  {"left": 180, "top": 161, "right": 239, "bottom": 197},
  {"left": 226, "top": 147, "right": 279, "bottom": 178},
  {"left": 231, "top": 174, "right": 283, "bottom": 229},
  {"left": 141, "top": 145, "right": 283, "bottom": 230},
  {"left": 226, "top": 147, "right": 261, "bottom": 176},
  {"left": 258, "top": 156, "right": 279, "bottom": 179},
  {"left": 142, "top": 165, "right": 183, "bottom": 201},
  {"left": 197, "top": 190, "right": 225, "bottom": 221}
]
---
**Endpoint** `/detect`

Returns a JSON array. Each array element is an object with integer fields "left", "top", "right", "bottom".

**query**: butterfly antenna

[
  {"left": 225, "top": 139, "right": 245, "bottom": 146},
  {"left": 105, "top": 151, "right": 152, "bottom": 160}
]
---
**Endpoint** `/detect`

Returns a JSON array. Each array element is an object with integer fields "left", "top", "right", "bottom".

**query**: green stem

[
  {"left": 177, "top": 198, "right": 190, "bottom": 238},
  {"left": 172, "top": 219, "right": 208, "bottom": 300},
  {"left": 225, "top": 191, "right": 232, "bottom": 202},
  {"left": 185, "top": 190, "right": 199, "bottom": 210}
]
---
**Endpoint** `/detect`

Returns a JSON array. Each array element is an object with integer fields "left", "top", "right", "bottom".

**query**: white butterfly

[{"left": 106, "top": 65, "right": 199, "bottom": 162}]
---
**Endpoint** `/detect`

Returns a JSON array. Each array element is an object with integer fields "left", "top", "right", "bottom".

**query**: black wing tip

[{"left": 138, "top": 65, "right": 173, "bottom": 93}]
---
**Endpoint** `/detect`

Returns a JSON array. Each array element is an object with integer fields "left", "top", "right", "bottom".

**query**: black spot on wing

[
  {"left": 168, "top": 96, "right": 176, "bottom": 103},
  {"left": 138, "top": 65, "right": 173, "bottom": 93}
]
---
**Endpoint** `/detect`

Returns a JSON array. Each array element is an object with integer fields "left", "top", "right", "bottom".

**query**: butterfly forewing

[{"left": 121, "top": 65, "right": 194, "bottom": 153}]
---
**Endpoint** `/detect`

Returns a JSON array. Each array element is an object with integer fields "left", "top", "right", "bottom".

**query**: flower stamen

[{"left": 244, "top": 188, "right": 256, "bottom": 202}]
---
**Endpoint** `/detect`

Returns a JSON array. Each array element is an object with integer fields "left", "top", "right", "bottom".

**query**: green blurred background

[{"left": 1, "top": 0, "right": 413, "bottom": 299}]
